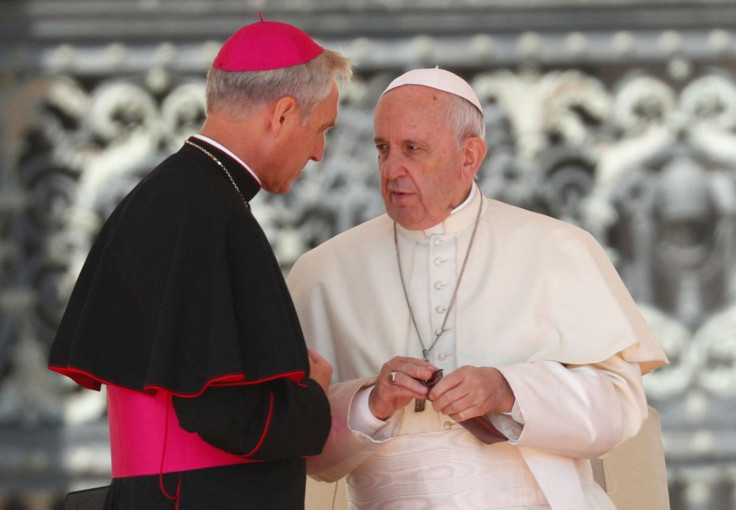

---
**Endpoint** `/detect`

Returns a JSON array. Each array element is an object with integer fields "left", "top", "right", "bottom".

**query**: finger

[
  {"left": 308, "top": 348, "right": 325, "bottom": 362},
  {"left": 433, "top": 390, "right": 484, "bottom": 418},
  {"left": 430, "top": 386, "right": 468, "bottom": 414},
  {"left": 381, "top": 371, "right": 429, "bottom": 399},
  {"left": 428, "top": 371, "right": 465, "bottom": 402},
  {"left": 368, "top": 386, "right": 409, "bottom": 419},
  {"left": 386, "top": 357, "right": 436, "bottom": 379},
  {"left": 431, "top": 371, "right": 487, "bottom": 413},
  {"left": 448, "top": 403, "right": 487, "bottom": 422},
  {"left": 381, "top": 359, "right": 435, "bottom": 388},
  {"left": 369, "top": 373, "right": 428, "bottom": 420}
]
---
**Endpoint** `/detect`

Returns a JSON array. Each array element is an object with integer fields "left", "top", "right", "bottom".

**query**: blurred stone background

[{"left": 1, "top": 0, "right": 736, "bottom": 508}]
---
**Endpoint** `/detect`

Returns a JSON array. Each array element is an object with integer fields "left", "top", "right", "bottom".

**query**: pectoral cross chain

[{"left": 393, "top": 195, "right": 484, "bottom": 414}]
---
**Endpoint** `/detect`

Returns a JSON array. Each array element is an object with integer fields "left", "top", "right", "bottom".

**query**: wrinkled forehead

[
  {"left": 373, "top": 86, "right": 457, "bottom": 143},
  {"left": 376, "top": 84, "right": 453, "bottom": 117}
]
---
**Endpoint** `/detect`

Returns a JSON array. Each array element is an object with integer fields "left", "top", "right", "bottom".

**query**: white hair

[
  {"left": 445, "top": 94, "right": 485, "bottom": 146},
  {"left": 206, "top": 48, "right": 352, "bottom": 121}
]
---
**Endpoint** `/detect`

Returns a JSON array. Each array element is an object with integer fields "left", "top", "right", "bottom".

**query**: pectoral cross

[{"left": 414, "top": 369, "right": 443, "bottom": 413}]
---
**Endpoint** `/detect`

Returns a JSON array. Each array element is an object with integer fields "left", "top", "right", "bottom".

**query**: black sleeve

[{"left": 172, "top": 378, "right": 331, "bottom": 461}]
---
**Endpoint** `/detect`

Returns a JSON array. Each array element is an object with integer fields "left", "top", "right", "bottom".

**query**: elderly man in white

[{"left": 287, "top": 68, "right": 668, "bottom": 510}]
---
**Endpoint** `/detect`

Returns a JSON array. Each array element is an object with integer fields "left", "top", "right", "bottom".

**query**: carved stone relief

[{"left": 1, "top": 2, "right": 736, "bottom": 507}]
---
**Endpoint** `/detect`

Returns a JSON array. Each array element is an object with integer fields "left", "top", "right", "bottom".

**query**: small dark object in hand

[{"left": 415, "top": 369, "right": 443, "bottom": 412}]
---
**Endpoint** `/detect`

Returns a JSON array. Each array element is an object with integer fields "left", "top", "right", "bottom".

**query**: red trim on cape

[
  {"left": 48, "top": 365, "right": 307, "bottom": 396},
  {"left": 241, "top": 391, "right": 274, "bottom": 457}
]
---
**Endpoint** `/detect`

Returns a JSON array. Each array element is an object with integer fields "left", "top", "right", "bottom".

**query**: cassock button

[
  {"left": 434, "top": 257, "right": 446, "bottom": 266},
  {"left": 435, "top": 305, "right": 447, "bottom": 313},
  {"left": 433, "top": 237, "right": 444, "bottom": 246},
  {"left": 434, "top": 281, "right": 446, "bottom": 290},
  {"left": 438, "top": 353, "right": 448, "bottom": 361},
  {"left": 443, "top": 421, "right": 453, "bottom": 430},
  {"left": 434, "top": 327, "right": 444, "bottom": 336}
]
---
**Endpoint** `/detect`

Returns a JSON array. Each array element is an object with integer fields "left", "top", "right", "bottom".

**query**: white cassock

[{"left": 287, "top": 184, "right": 668, "bottom": 510}]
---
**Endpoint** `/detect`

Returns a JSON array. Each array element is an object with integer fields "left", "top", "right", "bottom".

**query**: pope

[
  {"left": 48, "top": 15, "right": 351, "bottom": 509},
  {"left": 287, "top": 68, "right": 668, "bottom": 509}
]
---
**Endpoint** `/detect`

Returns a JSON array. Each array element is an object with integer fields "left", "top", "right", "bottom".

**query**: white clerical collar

[
  {"left": 191, "top": 134, "right": 262, "bottom": 186},
  {"left": 423, "top": 183, "right": 477, "bottom": 237}
]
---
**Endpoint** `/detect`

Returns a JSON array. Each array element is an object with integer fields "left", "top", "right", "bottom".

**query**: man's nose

[
  {"left": 380, "top": 151, "right": 405, "bottom": 179},
  {"left": 311, "top": 134, "right": 326, "bottom": 162}
]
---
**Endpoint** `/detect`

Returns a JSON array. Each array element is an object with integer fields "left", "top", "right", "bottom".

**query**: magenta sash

[{"left": 107, "top": 385, "right": 259, "bottom": 478}]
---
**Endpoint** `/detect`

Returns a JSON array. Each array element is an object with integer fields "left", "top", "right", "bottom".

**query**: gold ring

[{"left": 388, "top": 371, "right": 398, "bottom": 385}]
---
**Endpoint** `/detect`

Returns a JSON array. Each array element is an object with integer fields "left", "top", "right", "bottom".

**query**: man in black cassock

[{"left": 48, "top": 15, "right": 352, "bottom": 509}]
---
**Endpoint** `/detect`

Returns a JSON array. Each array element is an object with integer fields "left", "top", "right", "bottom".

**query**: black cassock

[{"left": 49, "top": 137, "right": 330, "bottom": 509}]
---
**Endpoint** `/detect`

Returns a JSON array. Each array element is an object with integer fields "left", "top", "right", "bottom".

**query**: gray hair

[
  {"left": 206, "top": 48, "right": 352, "bottom": 121},
  {"left": 445, "top": 94, "right": 485, "bottom": 146}
]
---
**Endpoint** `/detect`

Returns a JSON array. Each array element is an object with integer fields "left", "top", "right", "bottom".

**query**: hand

[
  {"left": 369, "top": 356, "right": 436, "bottom": 420},
  {"left": 308, "top": 348, "right": 333, "bottom": 393},
  {"left": 429, "top": 366, "right": 515, "bottom": 422}
]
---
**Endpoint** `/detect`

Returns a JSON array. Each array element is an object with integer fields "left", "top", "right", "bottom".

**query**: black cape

[
  {"left": 49, "top": 138, "right": 331, "bottom": 509},
  {"left": 49, "top": 137, "right": 310, "bottom": 395}
]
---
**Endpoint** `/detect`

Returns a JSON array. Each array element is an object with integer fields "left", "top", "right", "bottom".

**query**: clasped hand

[{"left": 369, "top": 356, "right": 515, "bottom": 422}]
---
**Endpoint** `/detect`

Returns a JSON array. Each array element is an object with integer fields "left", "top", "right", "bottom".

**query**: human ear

[
  {"left": 460, "top": 137, "right": 487, "bottom": 181},
  {"left": 269, "top": 96, "right": 299, "bottom": 137}
]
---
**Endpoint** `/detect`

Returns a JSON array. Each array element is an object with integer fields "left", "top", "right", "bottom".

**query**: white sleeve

[
  {"left": 497, "top": 354, "right": 647, "bottom": 458},
  {"left": 487, "top": 400, "right": 525, "bottom": 442}
]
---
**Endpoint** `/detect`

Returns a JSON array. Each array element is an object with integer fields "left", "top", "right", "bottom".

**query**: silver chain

[
  {"left": 393, "top": 193, "right": 483, "bottom": 361},
  {"left": 185, "top": 140, "right": 250, "bottom": 210}
]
